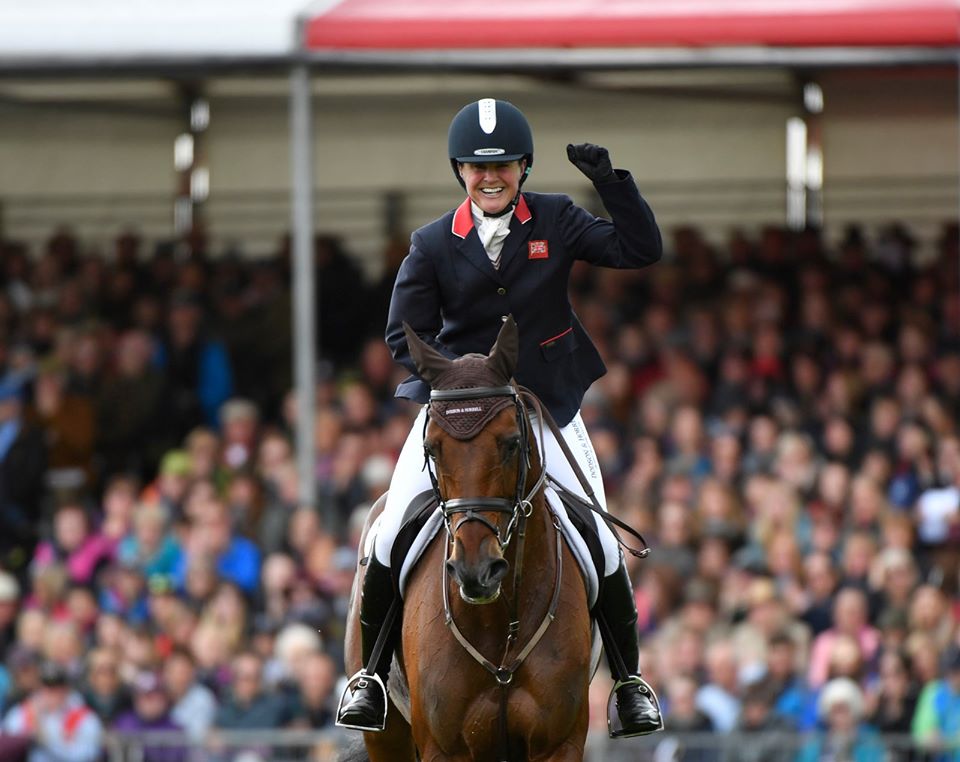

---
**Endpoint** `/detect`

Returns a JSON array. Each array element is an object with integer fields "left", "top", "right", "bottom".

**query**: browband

[{"left": 430, "top": 386, "right": 516, "bottom": 401}]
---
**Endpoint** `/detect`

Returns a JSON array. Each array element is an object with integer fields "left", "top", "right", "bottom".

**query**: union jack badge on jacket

[{"left": 528, "top": 240, "right": 549, "bottom": 259}]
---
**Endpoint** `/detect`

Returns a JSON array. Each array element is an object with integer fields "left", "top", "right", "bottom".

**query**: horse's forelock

[{"left": 431, "top": 355, "right": 505, "bottom": 391}]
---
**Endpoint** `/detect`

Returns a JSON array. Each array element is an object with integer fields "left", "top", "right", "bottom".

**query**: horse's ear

[
  {"left": 403, "top": 322, "right": 453, "bottom": 385},
  {"left": 485, "top": 315, "right": 519, "bottom": 382}
]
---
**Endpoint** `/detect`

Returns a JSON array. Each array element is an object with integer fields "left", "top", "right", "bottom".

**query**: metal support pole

[{"left": 290, "top": 63, "right": 317, "bottom": 510}]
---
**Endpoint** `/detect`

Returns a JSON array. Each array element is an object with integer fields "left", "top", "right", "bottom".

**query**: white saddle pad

[{"left": 363, "top": 491, "right": 600, "bottom": 609}]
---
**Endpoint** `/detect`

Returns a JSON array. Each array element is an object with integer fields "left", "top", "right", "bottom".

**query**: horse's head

[{"left": 403, "top": 317, "right": 539, "bottom": 605}]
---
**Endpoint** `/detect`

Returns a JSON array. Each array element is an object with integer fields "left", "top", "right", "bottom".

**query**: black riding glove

[{"left": 566, "top": 143, "right": 618, "bottom": 184}]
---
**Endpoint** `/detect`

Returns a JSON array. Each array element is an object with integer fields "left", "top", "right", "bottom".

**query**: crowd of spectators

[{"left": 0, "top": 219, "right": 957, "bottom": 761}]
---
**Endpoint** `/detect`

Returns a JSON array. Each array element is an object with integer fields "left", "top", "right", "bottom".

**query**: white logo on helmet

[
  {"left": 478, "top": 98, "right": 497, "bottom": 134},
  {"left": 474, "top": 148, "right": 506, "bottom": 156}
]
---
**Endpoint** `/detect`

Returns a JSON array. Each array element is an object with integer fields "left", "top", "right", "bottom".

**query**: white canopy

[{"left": 0, "top": 0, "right": 336, "bottom": 69}]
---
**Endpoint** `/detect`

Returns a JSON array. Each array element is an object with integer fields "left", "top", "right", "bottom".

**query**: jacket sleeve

[
  {"left": 384, "top": 236, "right": 458, "bottom": 377},
  {"left": 560, "top": 170, "right": 662, "bottom": 269}
]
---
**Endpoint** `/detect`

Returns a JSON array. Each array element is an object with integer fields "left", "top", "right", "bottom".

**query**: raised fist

[{"left": 566, "top": 143, "right": 617, "bottom": 184}]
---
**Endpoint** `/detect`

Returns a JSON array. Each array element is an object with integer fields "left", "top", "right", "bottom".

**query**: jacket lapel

[
  {"left": 495, "top": 194, "right": 534, "bottom": 276},
  {"left": 451, "top": 198, "right": 502, "bottom": 284}
]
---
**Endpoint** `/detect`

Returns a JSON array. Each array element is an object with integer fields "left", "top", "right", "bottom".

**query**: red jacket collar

[
  {"left": 451, "top": 194, "right": 532, "bottom": 239},
  {"left": 515, "top": 194, "right": 532, "bottom": 224}
]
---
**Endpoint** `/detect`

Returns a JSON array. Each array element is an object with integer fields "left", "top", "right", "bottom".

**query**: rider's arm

[
  {"left": 559, "top": 175, "right": 662, "bottom": 270},
  {"left": 385, "top": 237, "right": 458, "bottom": 377}
]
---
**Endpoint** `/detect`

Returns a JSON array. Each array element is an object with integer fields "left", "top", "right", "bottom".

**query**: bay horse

[{"left": 343, "top": 318, "right": 592, "bottom": 762}]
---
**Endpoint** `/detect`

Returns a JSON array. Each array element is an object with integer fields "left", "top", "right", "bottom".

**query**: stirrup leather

[
  {"left": 606, "top": 675, "right": 664, "bottom": 738},
  {"left": 335, "top": 670, "right": 388, "bottom": 732}
]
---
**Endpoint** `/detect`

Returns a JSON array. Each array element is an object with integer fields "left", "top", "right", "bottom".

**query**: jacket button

[
  {"left": 497, "top": 287, "right": 506, "bottom": 296},
  {"left": 501, "top": 315, "right": 508, "bottom": 322}
]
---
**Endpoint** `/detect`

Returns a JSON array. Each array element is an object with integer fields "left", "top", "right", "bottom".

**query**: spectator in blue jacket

[
  {"left": 174, "top": 499, "right": 260, "bottom": 595},
  {"left": 796, "top": 677, "right": 884, "bottom": 762},
  {"left": 213, "top": 651, "right": 294, "bottom": 730}
]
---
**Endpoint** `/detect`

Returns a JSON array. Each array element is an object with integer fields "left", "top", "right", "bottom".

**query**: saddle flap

[
  {"left": 550, "top": 484, "right": 607, "bottom": 604},
  {"left": 389, "top": 490, "right": 441, "bottom": 596}
]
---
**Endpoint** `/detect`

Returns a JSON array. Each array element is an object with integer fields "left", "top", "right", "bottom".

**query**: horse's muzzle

[{"left": 446, "top": 557, "right": 509, "bottom": 605}]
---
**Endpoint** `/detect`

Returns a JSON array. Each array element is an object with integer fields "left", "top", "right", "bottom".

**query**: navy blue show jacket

[{"left": 385, "top": 171, "right": 662, "bottom": 427}]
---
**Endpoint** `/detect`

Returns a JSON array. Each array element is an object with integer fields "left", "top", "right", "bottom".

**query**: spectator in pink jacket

[
  {"left": 807, "top": 587, "right": 881, "bottom": 688},
  {"left": 31, "top": 503, "right": 113, "bottom": 587}
]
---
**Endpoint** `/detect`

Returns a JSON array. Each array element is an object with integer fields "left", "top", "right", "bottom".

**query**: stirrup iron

[
  {"left": 335, "top": 670, "right": 388, "bottom": 732},
  {"left": 606, "top": 675, "right": 664, "bottom": 738}
]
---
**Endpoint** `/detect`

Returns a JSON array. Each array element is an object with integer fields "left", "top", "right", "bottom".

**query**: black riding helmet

[{"left": 448, "top": 98, "right": 533, "bottom": 189}]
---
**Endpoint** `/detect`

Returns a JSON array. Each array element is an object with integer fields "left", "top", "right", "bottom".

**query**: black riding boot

[
  {"left": 336, "top": 556, "right": 399, "bottom": 731},
  {"left": 597, "top": 559, "right": 663, "bottom": 738}
]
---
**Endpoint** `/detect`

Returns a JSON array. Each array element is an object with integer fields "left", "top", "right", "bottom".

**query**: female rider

[{"left": 337, "top": 98, "right": 663, "bottom": 738}]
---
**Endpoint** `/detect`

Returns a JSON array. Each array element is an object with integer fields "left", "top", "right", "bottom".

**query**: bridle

[
  {"left": 422, "top": 384, "right": 547, "bottom": 551},
  {"left": 422, "top": 381, "right": 563, "bottom": 761}
]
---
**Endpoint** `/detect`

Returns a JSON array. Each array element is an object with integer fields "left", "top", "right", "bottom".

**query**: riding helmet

[{"left": 448, "top": 98, "right": 533, "bottom": 188}]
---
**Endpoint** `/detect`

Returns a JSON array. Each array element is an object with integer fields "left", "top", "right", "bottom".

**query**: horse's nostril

[
  {"left": 486, "top": 558, "right": 509, "bottom": 585},
  {"left": 445, "top": 560, "right": 461, "bottom": 583}
]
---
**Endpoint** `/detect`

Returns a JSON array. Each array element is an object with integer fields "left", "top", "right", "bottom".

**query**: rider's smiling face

[{"left": 458, "top": 160, "right": 526, "bottom": 215}]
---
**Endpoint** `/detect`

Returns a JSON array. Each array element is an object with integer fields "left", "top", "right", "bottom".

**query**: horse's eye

[
  {"left": 502, "top": 436, "right": 521, "bottom": 456},
  {"left": 423, "top": 442, "right": 437, "bottom": 459}
]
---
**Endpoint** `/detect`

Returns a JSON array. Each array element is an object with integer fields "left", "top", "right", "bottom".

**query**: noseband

[{"left": 423, "top": 384, "right": 546, "bottom": 551}]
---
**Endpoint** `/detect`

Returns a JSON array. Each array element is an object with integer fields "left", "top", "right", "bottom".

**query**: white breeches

[{"left": 373, "top": 406, "right": 621, "bottom": 577}]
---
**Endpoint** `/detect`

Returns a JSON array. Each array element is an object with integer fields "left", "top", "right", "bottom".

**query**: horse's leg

[
  {"left": 344, "top": 493, "right": 417, "bottom": 762},
  {"left": 534, "top": 742, "right": 589, "bottom": 762},
  {"left": 413, "top": 742, "right": 442, "bottom": 762},
  {"left": 362, "top": 713, "right": 417, "bottom": 762},
  {"left": 529, "top": 698, "right": 589, "bottom": 762}
]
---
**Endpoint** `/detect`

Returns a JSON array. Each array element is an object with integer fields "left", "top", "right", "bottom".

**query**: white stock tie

[{"left": 471, "top": 202, "right": 514, "bottom": 270}]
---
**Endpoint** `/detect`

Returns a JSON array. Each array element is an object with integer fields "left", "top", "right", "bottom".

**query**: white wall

[
  {"left": 0, "top": 95, "right": 179, "bottom": 252},
  {"left": 818, "top": 68, "right": 958, "bottom": 257}
]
